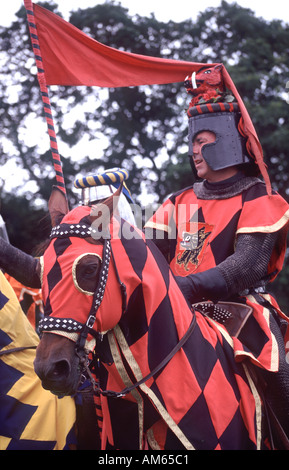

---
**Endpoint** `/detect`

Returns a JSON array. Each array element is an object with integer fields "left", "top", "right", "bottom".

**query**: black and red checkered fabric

[
  {"left": 41, "top": 206, "right": 266, "bottom": 450},
  {"left": 145, "top": 180, "right": 289, "bottom": 375}
]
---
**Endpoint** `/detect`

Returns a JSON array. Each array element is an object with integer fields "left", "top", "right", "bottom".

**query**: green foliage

[
  {"left": 0, "top": 0, "right": 289, "bottom": 309},
  {"left": 1, "top": 1, "right": 289, "bottom": 203}
]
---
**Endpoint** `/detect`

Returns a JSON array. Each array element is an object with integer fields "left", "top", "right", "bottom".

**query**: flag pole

[{"left": 23, "top": 0, "right": 67, "bottom": 198}]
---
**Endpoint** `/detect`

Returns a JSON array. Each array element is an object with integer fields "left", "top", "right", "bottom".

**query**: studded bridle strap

[
  {"left": 39, "top": 222, "right": 112, "bottom": 341},
  {"left": 40, "top": 220, "right": 127, "bottom": 346},
  {"left": 75, "top": 239, "right": 128, "bottom": 358},
  {"left": 39, "top": 316, "right": 84, "bottom": 333},
  {"left": 75, "top": 238, "right": 112, "bottom": 354},
  {"left": 50, "top": 223, "right": 99, "bottom": 240}
]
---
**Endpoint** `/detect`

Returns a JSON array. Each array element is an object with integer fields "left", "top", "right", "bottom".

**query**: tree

[
  {"left": 0, "top": 1, "right": 288, "bottom": 307},
  {"left": 1, "top": 1, "right": 289, "bottom": 204}
]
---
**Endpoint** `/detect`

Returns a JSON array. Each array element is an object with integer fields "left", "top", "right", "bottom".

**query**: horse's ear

[
  {"left": 88, "top": 183, "right": 123, "bottom": 225},
  {"left": 48, "top": 186, "right": 69, "bottom": 227}
]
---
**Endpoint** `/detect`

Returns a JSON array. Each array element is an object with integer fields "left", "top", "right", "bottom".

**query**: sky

[{"left": 1, "top": 0, "right": 289, "bottom": 27}]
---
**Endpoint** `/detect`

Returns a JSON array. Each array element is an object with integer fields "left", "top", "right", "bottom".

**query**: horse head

[{"left": 34, "top": 186, "right": 125, "bottom": 396}]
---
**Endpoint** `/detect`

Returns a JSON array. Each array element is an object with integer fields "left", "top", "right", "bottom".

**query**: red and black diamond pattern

[
  {"left": 99, "top": 220, "right": 261, "bottom": 450},
  {"left": 41, "top": 211, "right": 270, "bottom": 449}
]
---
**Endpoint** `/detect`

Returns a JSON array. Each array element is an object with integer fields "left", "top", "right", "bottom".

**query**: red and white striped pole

[{"left": 23, "top": 0, "right": 67, "bottom": 198}]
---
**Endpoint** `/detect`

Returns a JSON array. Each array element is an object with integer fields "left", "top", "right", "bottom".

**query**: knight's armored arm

[
  {"left": 0, "top": 237, "right": 41, "bottom": 288},
  {"left": 217, "top": 231, "right": 278, "bottom": 296},
  {"left": 175, "top": 231, "right": 278, "bottom": 304}
]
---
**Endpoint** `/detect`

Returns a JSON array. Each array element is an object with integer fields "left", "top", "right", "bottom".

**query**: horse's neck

[{"left": 115, "top": 239, "right": 193, "bottom": 349}]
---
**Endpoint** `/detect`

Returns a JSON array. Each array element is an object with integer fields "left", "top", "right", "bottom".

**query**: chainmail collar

[{"left": 193, "top": 173, "right": 263, "bottom": 200}]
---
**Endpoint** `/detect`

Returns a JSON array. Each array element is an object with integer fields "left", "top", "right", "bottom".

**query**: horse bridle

[
  {"left": 39, "top": 224, "right": 126, "bottom": 337},
  {"left": 38, "top": 223, "right": 127, "bottom": 382},
  {"left": 39, "top": 222, "right": 196, "bottom": 399}
]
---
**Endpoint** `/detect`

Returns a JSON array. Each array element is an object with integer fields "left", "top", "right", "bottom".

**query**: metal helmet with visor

[{"left": 188, "top": 108, "right": 251, "bottom": 171}]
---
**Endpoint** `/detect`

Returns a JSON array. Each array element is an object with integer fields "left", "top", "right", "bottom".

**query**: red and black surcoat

[{"left": 146, "top": 179, "right": 289, "bottom": 372}]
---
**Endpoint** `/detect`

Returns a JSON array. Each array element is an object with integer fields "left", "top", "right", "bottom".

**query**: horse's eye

[
  {"left": 72, "top": 253, "right": 102, "bottom": 295},
  {"left": 83, "top": 265, "right": 98, "bottom": 277}
]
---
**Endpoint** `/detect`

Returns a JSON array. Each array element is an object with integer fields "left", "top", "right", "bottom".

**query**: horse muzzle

[
  {"left": 34, "top": 333, "right": 82, "bottom": 396},
  {"left": 34, "top": 357, "right": 76, "bottom": 396}
]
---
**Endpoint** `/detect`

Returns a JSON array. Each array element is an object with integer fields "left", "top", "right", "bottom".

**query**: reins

[
  {"left": 0, "top": 346, "right": 37, "bottom": 356},
  {"left": 85, "top": 312, "right": 197, "bottom": 398},
  {"left": 75, "top": 236, "right": 197, "bottom": 399},
  {"left": 40, "top": 222, "right": 197, "bottom": 400}
]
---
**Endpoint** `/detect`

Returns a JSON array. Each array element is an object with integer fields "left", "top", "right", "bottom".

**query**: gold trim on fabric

[
  {"left": 45, "top": 330, "right": 96, "bottom": 351},
  {"left": 146, "top": 428, "right": 161, "bottom": 450},
  {"left": 205, "top": 317, "right": 235, "bottom": 347},
  {"left": 236, "top": 209, "right": 289, "bottom": 235},
  {"left": 72, "top": 252, "right": 102, "bottom": 296},
  {"left": 209, "top": 319, "right": 263, "bottom": 449},
  {"left": 246, "top": 294, "right": 279, "bottom": 371},
  {"left": 242, "top": 364, "right": 263, "bottom": 450},
  {"left": 113, "top": 324, "right": 195, "bottom": 450},
  {"left": 39, "top": 256, "right": 44, "bottom": 286},
  {"left": 107, "top": 330, "right": 144, "bottom": 450},
  {"left": 144, "top": 221, "right": 170, "bottom": 233}
]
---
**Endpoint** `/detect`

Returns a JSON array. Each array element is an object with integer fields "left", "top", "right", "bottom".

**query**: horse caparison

[{"left": 34, "top": 187, "right": 269, "bottom": 450}]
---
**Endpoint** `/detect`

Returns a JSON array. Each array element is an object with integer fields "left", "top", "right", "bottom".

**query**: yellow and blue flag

[{"left": 0, "top": 271, "right": 76, "bottom": 450}]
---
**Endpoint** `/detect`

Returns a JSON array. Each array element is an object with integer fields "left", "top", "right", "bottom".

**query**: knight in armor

[{"left": 144, "top": 67, "right": 289, "bottom": 448}]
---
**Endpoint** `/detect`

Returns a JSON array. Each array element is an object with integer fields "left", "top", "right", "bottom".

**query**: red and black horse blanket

[{"left": 41, "top": 196, "right": 289, "bottom": 449}]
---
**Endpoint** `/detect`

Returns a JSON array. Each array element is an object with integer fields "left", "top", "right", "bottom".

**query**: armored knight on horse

[
  {"left": 145, "top": 64, "right": 289, "bottom": 447},
  {"left": 1, "top": 48, "right": 289, "bottom": 448},
  {"left": 0, "top": 6, "right": 289, "bottom": 444}
]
